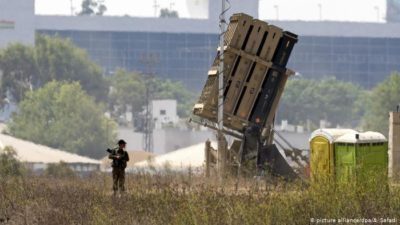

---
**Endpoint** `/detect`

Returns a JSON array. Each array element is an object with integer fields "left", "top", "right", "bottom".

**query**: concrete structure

[
  {"left": 118, "top": 124, "right": 310, "bottom": 156},
  {"left": 152, "top": 99, "right": 179, "bottom": 129},
  {"left": 0, "top": 0, "right": 35, "bottom": 48},
  {"left": 132, "top": 142, "right": 217, "bottom": 171},
  {"left": 389, "top": 112, "right": 400, "bottom": 178},
  {"left": 117, "top": 127, "right": 215, "bottom": 154},
  {"left": 0, "top": 133, "right": 101, "bottom": 172}
]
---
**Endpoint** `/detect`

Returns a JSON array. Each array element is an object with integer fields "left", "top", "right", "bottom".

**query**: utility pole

[
  {"left": 274, "top": 5, "right": 279, "bottom": 20},
  {"left": 70, "top": 0, "right": 74, "bottom": 16},
  {"left": 153, "top": 0, "right": 160, "bottom": 17},
  {"left": 143, "top": 81, "right": 153, "bottom": 152},
  {"left": 374, "top": 6, "right": 380, "bottom": 22},
  {"left": 318, "top": 3, "right": 322, "bottom": 21},
  {"left": 140, "top": 53, "right": 158, "bottom": 152},
  {"left": 217, "top": 0, "right": 227, "bottom": 179}
]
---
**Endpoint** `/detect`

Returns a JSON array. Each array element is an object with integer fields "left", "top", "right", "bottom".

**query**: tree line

[
  {"left": 278, "top": 73, "right": 400, "bottom": 135},
  {"left": 0, "top": 34, "right": 195, "bottom": 159}
]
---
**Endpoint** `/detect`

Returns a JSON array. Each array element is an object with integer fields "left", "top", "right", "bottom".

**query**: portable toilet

[
  {"left": 334, "top": 131, "right": 388, "bottom": 181},
  {"left": 309, "top": 129, "right": 357, "bottom": 177}
]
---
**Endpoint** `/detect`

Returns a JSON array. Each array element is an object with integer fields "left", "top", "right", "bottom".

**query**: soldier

[{"left": 109, "top": 139, "right": 130, "bottom": 195}]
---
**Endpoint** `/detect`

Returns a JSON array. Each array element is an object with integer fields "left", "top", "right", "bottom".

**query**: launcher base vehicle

[{"left": 190, "top": 13, "right": 306, "bottom": 180}]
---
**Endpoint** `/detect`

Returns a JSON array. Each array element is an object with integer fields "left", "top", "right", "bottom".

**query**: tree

[
  {"left": 108, "top": 69, "right": 145, "bottom": 123},
  {"left": 45, "top": 162, "right": 76, "bottom": 178},
  {"left": 0, "top": 35, "right": 109, "bottom": 105},
  {"left": 78, "top": 0, "right": 107, "bottom": 16},
  {"left": 278, "top": 77, "right": 364, "bottom": 127},
  {"left": 9, "top": 81, "right": 116, "bottom": 159},
  {"left": 152, "top": 79, "right": 196, "bottom": 118},
  {"left": 35, "top": 34, "right": 108, "bottom": 102},
  {"left": 108, "top": 70, "right": 195, "bottom": 125},
  {"left": 361, "top": 72, "right": 400, "bottom": 135},
  {"left": 159, "top": 8, "right": 179, "bottom": 18},
  {"left": 0, "top": 44, "right": 38, "bottom": 104},
  {"left": 0, "top": 146, "right": 26, "bottom": 177}
]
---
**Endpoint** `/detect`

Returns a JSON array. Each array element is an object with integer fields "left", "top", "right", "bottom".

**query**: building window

[{"left": 160, "top": 109, "right": 166, "bottom": 115}]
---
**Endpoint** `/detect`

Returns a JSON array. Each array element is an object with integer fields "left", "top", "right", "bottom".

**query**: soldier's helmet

[{"left": 118, "top": 139, "right": 127, "bottom": 145}]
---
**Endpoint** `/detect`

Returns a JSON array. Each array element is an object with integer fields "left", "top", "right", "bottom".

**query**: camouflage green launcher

[{"left": 193, "top": 13, "right": 298, "bottom": 133}]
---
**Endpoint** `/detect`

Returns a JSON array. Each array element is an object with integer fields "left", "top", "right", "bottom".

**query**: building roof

[
  {"left": 133, "top": 142, "right": 216, "bottom": 169},
  {"left": 335, "top": 131, "right": 387, "bottom": 143},
  {"left": 310, "top": 128, "right": 357, "bottom": 143},
  {"left": 34, "top": 15, "right": 400, "bottom": 38},
  {"left": 0, "top": 134, "right": 100, "bottom": 164}
]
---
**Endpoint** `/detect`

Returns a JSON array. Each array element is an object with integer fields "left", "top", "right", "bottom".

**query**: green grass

[{"left": 1, "top": 171, "right": 399, "bottom": 225}]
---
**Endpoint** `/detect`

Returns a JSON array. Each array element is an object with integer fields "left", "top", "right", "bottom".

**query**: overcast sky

[{"left": 35, "top": 0, "right": 387, "bottom": 22}]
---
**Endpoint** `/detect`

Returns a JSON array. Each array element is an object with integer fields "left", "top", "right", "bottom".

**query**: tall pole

[
  {"left": 70, "top": 0, "right": 74, "bottom": 16},
  {"left": 274, "top": 5, "right": 279, "bottom": 20},
  {"left": 218, "top": 0, "right": 226, "bottom": 178},
  {"left": 318, "top": 3, "right": 322, "bottom": 21},
  {"left": 153, "top": 0, "right": 160, "bottom": 17},
  {"left": 374, "top": 6, "right": 380, "bottom": 22},
  {"left": 140, "top": 54, "right": 158, "bottom": 153}
]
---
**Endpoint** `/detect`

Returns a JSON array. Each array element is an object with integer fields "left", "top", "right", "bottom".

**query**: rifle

[{"left": 106, "top": 148, "right": 126, "bottom": 168}]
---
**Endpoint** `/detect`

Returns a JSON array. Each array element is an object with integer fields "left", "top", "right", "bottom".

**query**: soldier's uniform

[{"left": 109, "top": 140, "right": 129, "bottom": 194}]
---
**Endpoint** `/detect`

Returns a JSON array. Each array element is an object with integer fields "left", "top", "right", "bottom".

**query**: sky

[{"left": 35, "top": 0, "right": 387, "bottom": 22}]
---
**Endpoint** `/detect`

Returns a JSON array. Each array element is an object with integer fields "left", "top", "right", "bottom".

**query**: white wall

[
  {"left": 0, "top": 0, "right": 35, "bottom": 48},
  {"left": 152, "top": 99, "right": 179, "bottom": 129},
  {"left": 117, "top": 127, "right": 215, "bottom": 154}
]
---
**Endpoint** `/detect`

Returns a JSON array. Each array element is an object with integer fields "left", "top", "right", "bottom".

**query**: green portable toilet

[
  {"left": 309, "top": 129, "right": 357, "bottom": 177},
  {"left": 334, "top": 131, "right": 388, "bottom": 181}
]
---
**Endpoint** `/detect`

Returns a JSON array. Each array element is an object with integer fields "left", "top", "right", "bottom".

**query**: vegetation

[
  {"left": 159, "top": 8, "right": 179, "bottom": 18},
  {"left": 44, "top": 162, "right": 76, "bottom": 178},
  {"left": 9, "top": 81, "right": 116, "bottom": 158},
  {"left": 0, "top": 172, "right": 398, "bottom": 225},
  {"left": 35, "top": 34, "right": 108, "bottom": 101},
  {"left": 278, "top": 77, "right": 364, "bottom": 128},
  {"left": 108, "top": 69, "right": 146, "bottom": 122},
  {"left": 361, "top": 72, "right": 400, "bottom": 135},
  {"left": 108, "top": 69, "right": 196, "bottom": 122},
  {"left": 0, "top": 146, "right": 26, "bottom": 177},
  {"left": 152, "top": 78, "right": 196, "bottom": 118},
  {"left": 0, "top": 34, "right": 108, "bottom": 104},
  {"left": 0, "top": 44, "right": 37, "bottom": 104},
  {"left": 78, "top": 0, "right": 107, "bottom": 16}
]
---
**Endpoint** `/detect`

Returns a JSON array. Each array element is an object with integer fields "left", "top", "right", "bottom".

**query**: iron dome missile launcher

[{"left": 191, "top": 13, "right": 303, "bottom": 179}]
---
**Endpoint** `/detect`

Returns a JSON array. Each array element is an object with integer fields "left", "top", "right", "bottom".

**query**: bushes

[
  {"left": 44, "top": 162, "right": 76, "bottom": 178},
  {"left": 0, "top": 146, "right": 26, "bottom": 178}
]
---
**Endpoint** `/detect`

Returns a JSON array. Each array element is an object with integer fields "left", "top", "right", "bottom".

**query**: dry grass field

[{"left": 1, "top": 170, "right": 400, "bottom": 225}]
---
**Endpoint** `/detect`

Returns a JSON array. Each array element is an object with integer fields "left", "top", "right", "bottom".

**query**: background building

[
  {"left": 0, "top": 0, "right": 35, "bottom": 48},
  {"left": 152, "top": 99, "right": 179, "bottom": 129},
  {"left": 0, "top": 133, "right": 100, "bottom": 172},
  {"left": 1, "top": 0, "right": 400, "bottom": 90}
]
